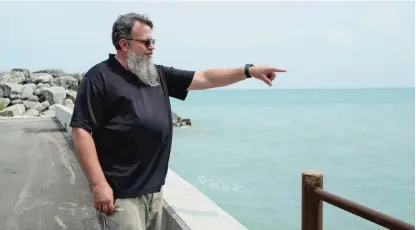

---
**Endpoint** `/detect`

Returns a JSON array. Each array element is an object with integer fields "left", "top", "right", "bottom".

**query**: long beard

[{"left": 126, "top": 49, "right": 159, "bottom": 86}]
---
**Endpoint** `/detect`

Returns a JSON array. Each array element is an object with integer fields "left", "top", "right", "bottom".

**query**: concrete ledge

[
  {"left": 162, "top": 170, "right": 247, "bottom": 230},
  {"left": 54, "top": 104, "right": 247, "bottom": 230},
  {"left": 55, "top": 104, "right": 73, "bottom": 134}
]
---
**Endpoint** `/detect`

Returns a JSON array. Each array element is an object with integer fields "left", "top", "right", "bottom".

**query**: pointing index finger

[
  {"left": 275, "top": 68, "right": 287, "bottom": 72},
  {"left": 269, "top": 67, "right": 287, "bottom": 72}
]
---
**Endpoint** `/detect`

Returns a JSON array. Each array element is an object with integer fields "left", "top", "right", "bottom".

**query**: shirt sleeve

[
  {"left": 69, "top": 71, "right": 105, "bottom": 133},
  {"left": 159, "top": 65, "right": 195, "bottom": 100}
]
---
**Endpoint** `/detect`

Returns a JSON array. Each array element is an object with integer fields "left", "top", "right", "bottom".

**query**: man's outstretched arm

[{"left": 187, "top": 65, "right": 287, "bottom": 90}]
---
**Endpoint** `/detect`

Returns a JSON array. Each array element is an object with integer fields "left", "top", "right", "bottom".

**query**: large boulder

[
  {"left": 0, "top": 69, "right": 32, "bottom": 84},
  {"left": 28, "top": 73, "right": 54, "bottom": 84},
  {"left": 33, "top": 69, "right": 68, "bottom": 78},
  {"left": 41, "top": 86, "right": 66, "bottom": 105},
  {"left": 40, "top": 104, "right": 56, "bottom": 117},
  {"left": 0, "top": 83, "right": 22, "bottom": 98},
  {"left": 66, "top": 90, "right": 77, "bottom": 102},
  {"left": 27, "top": 95, "right": 40, "bottom": 102},
  {"left": 36, "top": 101, "right": 50, "bottom": 112},
  {"left": 63, "top": 99, "right": 74, "bottom": 109},
  {"left": 21, "top": 83, "right": 37, "bottom": 99},
  {"left": 72, "top": 72, "right": 84, "bottom": 84},
  {"left": 0, "top": 104, "right": 26, "bottom": 117},
  {"left": 23, "top": 100, "right": 41, "bottom": 110},
  {"left": 0, "top": 98, "right": 10, "bottom": 110},
  {"left": 33, "top": 83, "right": 50, "bottom": 96},
  {"left": 10, "top": 99, "right": 23, "bottom": 105},
  {"left": 24, "top": 108, "right": 40, "bottom": 117},
  {"left": 51, "top": 76, "right": 78, "bottom": 90}
]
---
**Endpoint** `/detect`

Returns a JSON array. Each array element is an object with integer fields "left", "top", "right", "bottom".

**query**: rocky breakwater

[
  {"left": 0, "top": 68, "right": 80, "bottom": 118},
  {"left": 0, "top": 68, "right": 191, "bottom": 127}
]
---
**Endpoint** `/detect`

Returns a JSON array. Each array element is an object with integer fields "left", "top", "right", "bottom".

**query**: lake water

[{"left": 168, "top": 88, "right": 414, "bottom": 230}]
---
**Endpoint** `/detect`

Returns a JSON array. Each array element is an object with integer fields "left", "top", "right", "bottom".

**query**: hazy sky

[{"left": 0, "top": 1, "right": 414, "bottom": 89}]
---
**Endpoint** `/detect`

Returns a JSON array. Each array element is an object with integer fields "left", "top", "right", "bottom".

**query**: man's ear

[{"left": 119, "top": 40, "right": 129, "bottom": 52}]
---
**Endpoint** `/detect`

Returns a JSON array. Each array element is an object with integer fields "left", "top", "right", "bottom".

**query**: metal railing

[{"left": 301, "top": 170, "right": 414, "bottom": 230}]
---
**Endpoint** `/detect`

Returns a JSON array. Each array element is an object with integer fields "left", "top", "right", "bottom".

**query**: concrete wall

[{"left": 54, "top": 104, "right": 248, "bottom": 230}]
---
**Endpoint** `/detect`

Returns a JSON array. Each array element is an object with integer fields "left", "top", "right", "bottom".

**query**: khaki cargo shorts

[{"left": 97, "top": 190, "right": 163, "bottom": 230}]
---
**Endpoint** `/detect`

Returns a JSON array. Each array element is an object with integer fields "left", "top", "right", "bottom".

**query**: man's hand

[
  {"left": 249, "top": 66, "right": 287, "bottom": 86},
  {"left": 92, "top": 181, "right": 115, "bottom": 215},
  {"left": 188, "top": 65, "right": 287, "bottom": 90}
]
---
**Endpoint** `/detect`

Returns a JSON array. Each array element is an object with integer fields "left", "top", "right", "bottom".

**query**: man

[{"left": 70, "top": 12, "right": 286, "bottom": 230}]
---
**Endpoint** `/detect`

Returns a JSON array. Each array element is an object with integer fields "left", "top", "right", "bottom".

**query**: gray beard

[{"left": 126, "top": 49, "right": 159, "bottom": 86}]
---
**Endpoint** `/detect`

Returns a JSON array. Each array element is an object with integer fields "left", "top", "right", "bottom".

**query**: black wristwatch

[{"left": 244, "top": 64, "right": 254, "bottom": 78}]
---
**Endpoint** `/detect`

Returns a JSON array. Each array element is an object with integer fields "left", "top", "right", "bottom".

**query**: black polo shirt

[{"left": 69, "top": 54, "right": 195, "bottom": 198}]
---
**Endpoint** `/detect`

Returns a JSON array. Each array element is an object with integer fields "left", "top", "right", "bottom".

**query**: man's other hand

[{"left": 92, "top": 181, "right": 115, "bottom": 215}]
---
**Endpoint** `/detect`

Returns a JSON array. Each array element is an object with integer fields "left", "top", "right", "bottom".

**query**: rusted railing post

[{"left": 302, "top": 170, "right": 323, "bottom": 230}]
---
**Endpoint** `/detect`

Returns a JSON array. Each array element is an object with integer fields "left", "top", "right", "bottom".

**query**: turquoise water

[{"left": 168, "top": 88, "right": 415, "bottom": 230}]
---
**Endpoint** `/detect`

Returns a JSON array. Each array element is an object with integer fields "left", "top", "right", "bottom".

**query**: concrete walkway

[{"left": 0, "top": 117, "right": 100, "bottom": 230}]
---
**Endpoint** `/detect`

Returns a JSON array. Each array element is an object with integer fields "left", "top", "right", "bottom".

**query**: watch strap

[{"left": 244, "top": 64, "right": 254, "bottom": 78}]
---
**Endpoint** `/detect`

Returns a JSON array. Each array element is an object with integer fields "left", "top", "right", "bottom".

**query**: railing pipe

[
  {"left": 314, "top": 187, "right": 414, "bottom": 230},
  {"left": 301, "top": 170, "right": 414, "bottom": 230}
]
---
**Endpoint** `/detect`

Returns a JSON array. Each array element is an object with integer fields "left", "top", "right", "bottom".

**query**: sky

[{"left": 0, "top": 1, "right": 414, "bottom": 89}]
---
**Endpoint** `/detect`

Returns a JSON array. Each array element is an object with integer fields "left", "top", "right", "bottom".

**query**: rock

[
  {"left": 0, "top": 72, "right": 12, "bottom": 84},
  {"left": 23, "top": 100, "right": 41, "bottom": 110},
  {"left": 33, "top": 88, "right": 42, "bottom": 96},
  {"left": 0, "top": 84, "right": 10, "bottom": 97},
  {"left": 72, "top": 72, "right": 84, "bottom": 83},
  {"left": 0, "top": 98, "right": 10, "bottom": 110},
  {"left": 0, "top": 84, "right": 10, "bottom": 98},
  {"left": 0, "top": 104, "right": 25, "bottom": 117},
  {"left": 34, "top": 83, "right": 51, "bottom": 97},
  {"left": 172, "top": 112, "right": 192, "bottom": 127},
  {"left": 181, "top": 118, "right": 192, "bottom": 126},
  {"left": 63, "top": 99, "right": 74, "bottom": 109},
  {"left": 51, "top": 76, "right": 78, "bottom": 90},
  {"left": 11, "top": 68, "right": 32, "bottom": 82},
  {"left": 10, "top": 99, "right": 23, "bottom": 105},
  {"left": 10, "top": 84, "right": 23, "bottom": 95},
  {"left": 21, "top": 83, "right": 36, "bottom": 99},
  {"left": 24, "top": 108, "right": 40, "bottom": 117},
  {"left": 66, "top": 90, "right": 77, "bottom": 102},
  {"left": 0, "top": 69, "right": 31, "bottom": 84},
  {"left": 9, "top": 95, "right": 19, "bottom": 100},
  {"left": 9, "top": 94, "right": 22, "bottom": 100},
  {"left": 36, "top": 101, "right": 50, "bottom": 112},
  {"left": 36, "top": 83, "right": 50, "bottom": 89},
  {"left": 172, "top": 112, "right": 180, "bottom": 123},
  {"left": 41, "top": 86, "right": 66, "bottom": 105},
  {"left": 40, "top": 106, "right": 56, "bottom": 117},
  {"left": 49, "top": 104, "right": 57, "bottom": 111},
  {"left": 28, "top": 73, "right": 54, "bottom": 84},
  {"left": 0, "top": 83, "right": 22, "bottom": 98},
  {"left": 33, "top": 69, "right": 68, "bottom": 78},
  {"left": 27, "top": 95, "right": 39, "bottom": 102}
]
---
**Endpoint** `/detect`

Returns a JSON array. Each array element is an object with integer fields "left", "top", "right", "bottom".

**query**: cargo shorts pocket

[{"left": 99, "top": 198, "right": 146, "bottom": 230}]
